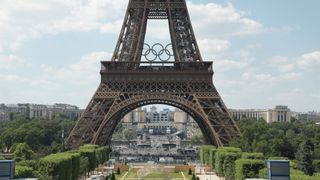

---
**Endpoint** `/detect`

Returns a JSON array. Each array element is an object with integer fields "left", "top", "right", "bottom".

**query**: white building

[{"left": 230, "top": 105, "right": 291, "bottom": 123}]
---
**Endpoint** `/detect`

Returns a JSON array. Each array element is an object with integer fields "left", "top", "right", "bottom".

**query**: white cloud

[
  {"left": 278, "top": 64, "right": 295, "bottom": 72},
  {"left": 298, "top": 50, "right": 320, "bottom": 68},
  {"left": 0, "top": 54, "right": 25, "bottom": 69},
  {"left": 198, "top": 39, "right": 230, "bottom": 55}
]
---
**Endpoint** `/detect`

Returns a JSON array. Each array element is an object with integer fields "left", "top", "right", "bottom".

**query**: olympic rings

[{"left": 142, "top": 43, "right": 173, "bottom": 62}]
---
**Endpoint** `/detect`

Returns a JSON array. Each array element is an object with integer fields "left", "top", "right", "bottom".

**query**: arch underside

[{"left": 65, "top": 78, "right": 241, "bottom": 149}]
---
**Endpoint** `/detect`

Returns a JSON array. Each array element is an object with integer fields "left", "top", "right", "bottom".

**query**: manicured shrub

[
  {"left": 215, "top": 151, "right": 240, "bottom": 178},
  {"left": 258, "top": 168, "right": 267, "bottom": 179},
  {"left": 15, "top": 165, "right": 34, "bottom": 178},
  {"left": 188, "top": 168, "right": 192, "bottom": 175},
  {"left": 117, "top": 167, "right": 121, "bottom": 175},
  {"left": 241, "top": 152, "right": 264, "bottom": 160},
  {"left": 39, "top": 152, "right": 75, "bottom": 179},
  {"left": 200, "top": 145, "right": 215, "bottom": 165},
  {"left": 209, "top": 148, "right": 217, "bottom": 169},
  {"left": 79, "top": 156, "right": 89, "bottom": 176},
  {"left": 0, "top": 156, "right": 5, "bottom": 160},
  {"left": 78, "top": 147, "right": 97, "bottom": 172},
  {"left": 17, "top": 160, "right": 37, "bottom": 170},
  {"left": 268, "top": 156, "right": 288, "bottom": 160},
  {"left": 235, "top": 159, "right": 265, "bottom": 180},
  {"left": 313, "top": 160, "right": 320, "bottom": 173}
]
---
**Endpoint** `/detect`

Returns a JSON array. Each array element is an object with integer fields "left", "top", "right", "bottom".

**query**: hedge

[
  {"left": 209, "top": 148, "right": 217, "bottom": 168},
  {"left": 268, "top": 156, "right": 288, "bottom": 160},
  {"left": 214, "top": 151, "right": 240, "bottom": 179},
  {"left": 241, "top": 152, "right": 264, "bottom": 160},
  {"left": 200, "top": 145, "right": 215, "bottom": 164},
  {"left": 313, "top": 160, "right": 320, "bottom": 173},
  {"left": 15, "top": 165, "right": 34, "bottom": 178},
  {"left": 235, "top": 159, "right": 265, "bottom": 180},
  {"left": 0, "top": 156, "right": 5, "bottom": 160},
  {"left": 39, "top": 152, "right": 79, "bottom": 180}
]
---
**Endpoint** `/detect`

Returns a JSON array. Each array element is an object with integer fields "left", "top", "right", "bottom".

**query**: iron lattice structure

[{"left": 66, "top": 0, "right": 241, "bottom": 149}]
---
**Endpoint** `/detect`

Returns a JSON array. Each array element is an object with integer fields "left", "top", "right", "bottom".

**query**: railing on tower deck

[{"left": 100, "top": 61, "right": 213, "bottom": 74}]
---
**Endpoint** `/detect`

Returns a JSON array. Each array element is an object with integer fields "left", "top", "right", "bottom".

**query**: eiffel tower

[{"left": 66, "top": 0, "right": 240, "bottom": 149}]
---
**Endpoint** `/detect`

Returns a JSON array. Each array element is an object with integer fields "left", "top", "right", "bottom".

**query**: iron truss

[{"left": 65, "top": 0, "right": 241, "bottom": 149}]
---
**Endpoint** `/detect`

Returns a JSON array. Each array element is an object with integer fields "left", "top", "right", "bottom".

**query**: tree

[
  {"left": 110, "top": 172, "right": 116, "bottom": 180},
  {"left": 190, "top": 173, "right": 196, "bottom": 180},
  {"left": 188, "top": 168, "right": 192, "bottom": 175},
  {"left": 295, "top": 140, "right": 314, "bottom": 176},
  {"left": 116, "top": 167, "right": 121, "bottom": 175},
  {"left": 123, "top": 128, "right": 135, "bottom": 141},
  {"left": 13, "top": 143, "right": 33, "bottom": 162}
]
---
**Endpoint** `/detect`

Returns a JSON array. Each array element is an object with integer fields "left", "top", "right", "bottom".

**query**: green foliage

[
  {"left": 291, "top": 169, "right": 320, "bottom": 180},
  {"left": 13, "top": 143, "right": 33, "bottom": 162},
  {"left": 17, "top": 160, "right": 38, "bottom": 170},
  {"left": 0, "top": 156, "right": 4, "bottom": 160},
  {"left": 79, "top": 156, "right": 89, "bottom": 176},
  {"left": 258, "top": 168, "right": 267, "bottom": 179},
  {"left": 209, "top": 148, "right": 217, "bottom": 168},
  {"left": 296, "top": 140, "right": 314, "bottom": 176},
  {"left": 217, "top": 147, "right": 242, "bottom": 153},
  {"left": 214, "top": 151, "right": 240, "bottom": 178},
  {"left": 0, "top": 115, "right": 75, "bottom": 154},
  {"left": 268, "top": 156, "right": 289, "bottom": 160},
  {"left": 313, "top": 160, "right": 320, "bottom": 173},
  {"left": 123, "top": 128, "right": 135, "bottom": 141},
  {"left": 241, "top": 152, "right": 264, "bottom": 160},
  {"left": 116, "top": 167, "right": 120, "bottom": 175},
  {"left": 231, "top": 119, "right": 320, "bottom": 160},
  {"left": 200, "top": 145, "right": 215, "bottom": 164},
  {"left": 235, "top": 159, "right": 265, "bottom": 180},
  {"left": 15, "top": 165, "right": 34, "bottom": 178},
  {"left": 110, "top": 172, "right": 116, "bottom": 180},
  {"left": 39, "top": 152, "right": 80, "bottom": 180},
  {"left": 190, "top": 173, "right": 196, "bottom": 180},
  {"left": 188, "top": 168, "right": 192, "bottom": 175}
]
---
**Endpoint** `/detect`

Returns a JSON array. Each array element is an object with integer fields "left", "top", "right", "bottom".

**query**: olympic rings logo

[{"left": 142, "top": 43, "right": 174, "bottom": 62}]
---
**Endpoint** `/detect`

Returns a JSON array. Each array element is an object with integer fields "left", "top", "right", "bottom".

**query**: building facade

[
  {"left": 230, "top": 105, "right": 291, "bottom": 123},
  {"left": 0, "top": 103, "right": 83, "bottom": 121}
]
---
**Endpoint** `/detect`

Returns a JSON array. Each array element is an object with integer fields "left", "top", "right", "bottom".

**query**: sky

[{"left": 0, "top": 0, "right": 319, "bottom": 112}]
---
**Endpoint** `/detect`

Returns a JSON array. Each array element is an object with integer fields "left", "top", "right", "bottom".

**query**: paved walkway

[{"left": 197, "top": 174, "right": 223, "bottom": 180}]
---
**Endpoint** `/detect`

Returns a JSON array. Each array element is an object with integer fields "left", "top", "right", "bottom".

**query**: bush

[
  {"left": 258, "top": 168, "right": 267, "bottom": 179},
  {"left": 38, "top": 152, "right": 75, "bottom": 179},
  {"left": 200, "top": 145, "right": 215, "bottom": 165},
  {"left": 291, "top": 169, "right": 320, "bottom": 180},
  {"left": 79, "top": 156, "right": 89, "bottom": 176},
  {"left": 241, "top": 152, "right": 264, "bottom": 160},
  {"left": 15, "top": 165, "right": 34, "bottom": 178},
  {"left": 0, "top": 156, "right": 5, "bottom": 160},
  {"left": 78, "top": 147, "right": 97, "bottom": 172},
  {"left": 268, "top": 156, "right": 288, "bottom": 160},
  {"left": 235, "top": 159, "right": 265, "bottom": 180},
  {"left": 116, "top": 167, "right": 120, "bottom": 175},
  {"left": 188, "top": 168, "right": 192, "bottom": 175},
  {"left": 215, "top": 151, "right": 239, "bottom": 178},
  {"left": 313, "top": 160, "right": 320, "bottom": 173},
  {"left": 209, "top": 148, "right": 217, "bottom": 169}
]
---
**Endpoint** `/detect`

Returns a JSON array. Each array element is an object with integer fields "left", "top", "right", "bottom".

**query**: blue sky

[{"left": 0, "top": 0, "right": 319, "bottom": 112}]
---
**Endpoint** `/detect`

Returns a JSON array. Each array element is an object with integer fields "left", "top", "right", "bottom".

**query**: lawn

[{"left": 120, "top": 168, "right": 189, "bottom": 179}]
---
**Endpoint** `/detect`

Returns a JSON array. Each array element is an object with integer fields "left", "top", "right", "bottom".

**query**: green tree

[
  {"left": 188, "top": 168, "right": 192, "bottom": 175},
  {"left": 116, "top": 167, "right": 121, "bottom": 175},
  {"left": 190, "top": 173, "right": 196, "bottom": 180},
  {"left": 110, "top": 172, "right": 116, "bottom": 180},
  {"left": 79, "top": 156, "right": 90, "bottom": 177},
  {"left": 13, "top": 143, "right": 33, "bottom": 162},
  {"left": 123, "top": 128, "right": 135, "bottom": 141},
  {"left": 296, "top": 140, "right": 314, "bottom": 176}
]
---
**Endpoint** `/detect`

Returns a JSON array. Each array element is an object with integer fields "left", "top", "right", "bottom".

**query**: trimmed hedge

[
  {"left": 39, "top": 152, "right": 79, "bottom": 180},
  {"left": 241, "top": 152, "right": 264, "bottom": 160},
  {"left": 313, "top": 160, "right": 320, "bottom": 173},
  {"left": 214, "top": 151, "right": 240, "bottom": 179},
  {"left": 15, "top": 165, "right": 34, "bottom": 178},
  {"left": 268, "top": 156, "right": 288, "bottom": 160},
  {"left": 209, "top": 148, "right": 217, "bottom": 168},
  {"left": 200, "top": 145, "right": 215, "bottom": 164},
  {"left": 235, "top": 159, "right": 265, "bottom": 180}
]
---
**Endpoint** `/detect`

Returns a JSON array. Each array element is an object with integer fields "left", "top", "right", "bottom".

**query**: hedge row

[
  {"left": 235, "top": 159, "right": 265, "bottom": 180},
  {"left": 15, "top": 165, "right": 34, "bottom": 178},
  {"left": 241, "top": 152, "right": 264, "bottom": 160},
  {"left": 200, "top": 145, "right": 215, "bottom": 164},
  {"left": 14, "top": 145, "right": 110, "bottom": 180}
]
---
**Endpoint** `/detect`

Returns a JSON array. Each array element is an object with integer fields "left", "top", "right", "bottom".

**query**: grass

[{"left": 121, "top": 168, "right": 189, "bottom": 179}]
